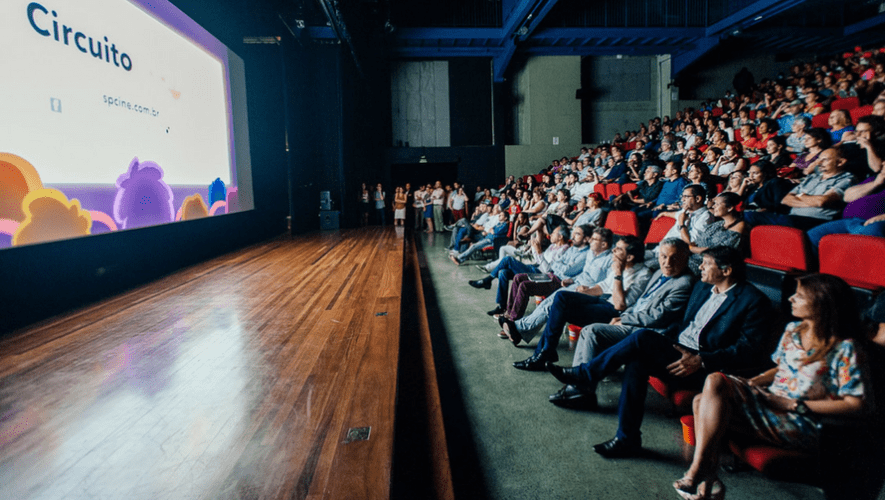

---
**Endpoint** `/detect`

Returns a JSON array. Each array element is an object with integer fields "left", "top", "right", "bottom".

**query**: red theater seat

[
  {"left": 644, "top": 217, "right": 675, "bottom": 246},
  {"left": 604, "top": 211, "right": 640, "bottom": 237},
  {"left": 594, "top": 184, "right": 607, "bottom": 197},
  {"left": 745, "top": 226, "right": 813, "bottom": 273},
  {"left": 605, "top": 184, "right": 622, "bottom": 199},
  {"left": 831, "top": 97, "right": 860, "bottom": 111},
  {"left": 819, "top": 234, "right": 885, "bottom": 291},
  {"left": 851, "top": 105, "right": 874, "bottom": 124},
  {"left": 812, "top": 112, "right": 830, "bottom": 129},
  {"left": 745, "top": 226, "right": 813, "bottom": 308},
  {"left": 622, "top": 182, "right": 638, "bottom": 193}
]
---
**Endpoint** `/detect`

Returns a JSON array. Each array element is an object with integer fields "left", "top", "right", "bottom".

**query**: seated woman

[
  {"left": 678, "top": 192, "right": 745, "bottom": 274},
  {"left": 526, "top": 189, "right": 571, "bottom": 236},
  {"left": 741, "top": 160, "right": 793, "bottom": 215},
  {"left": 711, "top": 141, "right": 749, "bottom": 178},
  {"left": 781, "top": 128, "right": 832, "bottom": 179},
  {"left": 763, "top": 135, "right": 793, "bottom": 169},
  {"left": 686, "top": 163, "right": 718, "bottom": 204},
  {"left": 723, "top": 171, "right": 747, "bottom": 198},
  {"left": 828, "top": 109, "right": 855, "bottom": 144},
  {"left": 674, "top": 274, "right": 865, "bottom": 500},
  {"left": 523, "top": 190, "right": 547, "bottom": 217}
]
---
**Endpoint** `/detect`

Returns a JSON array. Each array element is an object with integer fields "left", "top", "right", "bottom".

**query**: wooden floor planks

[{"left": 0, "top": 227, "right": 405, "bottom": 500}]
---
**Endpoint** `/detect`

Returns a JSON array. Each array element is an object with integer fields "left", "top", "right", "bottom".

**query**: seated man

[
  {"left": 807, "top": 163, "right": 885, "bottom": 248},
  {"left": 549, "top": 238, "right": 695, "bottom": 407},
  {"left": 547, "top": 247, "right": 773, "bottom": 458},
  {"left": 449, "top": 211, "right": 509, "bottom": 264},
  {"left": 635, "top": 162, "right": 687, "bottom": 222},
  {"left": 468, "top": 225, "right": 575, "bottom": 316},
  {"left": 447, "top": 202, "right": 490, "bottom": 251},
  {"left": 612, "top": 165, "right": 663, "bottom": 210},
  {"left": 508, "top": 235, "right": 652, "bottom": 369},
  {"left": 503, "top": 227, "right": 614, "bottom": 343},
  {"left": 657, "top": 184, "right": 714, "bottom": 245},
  {"left": 494, "top": 225, "right": 591, "bottom": 321},
  {"left": 744, "top": 145, "right": 856, "bottom": 231}
]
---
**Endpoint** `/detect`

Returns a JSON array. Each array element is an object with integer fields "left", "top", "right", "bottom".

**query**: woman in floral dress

[{"left": 674, "top": 274, "right": 865, "bottom": 499}]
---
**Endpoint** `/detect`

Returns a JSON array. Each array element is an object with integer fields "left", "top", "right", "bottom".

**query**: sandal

[{"left": 674, "top": 477, "right": 725, "bottom": 500}]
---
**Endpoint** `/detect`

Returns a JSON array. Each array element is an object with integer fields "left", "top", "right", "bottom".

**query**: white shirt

[
  {"left": 597, "top": 264, "right": 649, "bottom": 307},
  {"left": 677, "top": 283, "right": 737, "bottom": 350},
  {"left": 661, "top": 206, "right": 714, "bottom": 244}
]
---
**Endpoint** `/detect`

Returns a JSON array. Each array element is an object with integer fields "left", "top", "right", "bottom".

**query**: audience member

[
  {"left": 508, "top": 235, "right": 651, "bottom": 368},
  {"left": 549, "top": 238, "right": 695, "bottom": 408},
  {"left": 546, "top": 247, "right": 773, "bottom": 458},
  {"left": 674, "top": 274, "right": 863, "bottom": 499}
]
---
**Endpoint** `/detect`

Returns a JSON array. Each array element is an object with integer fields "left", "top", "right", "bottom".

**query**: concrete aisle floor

[{"left": 415, "top": 230, "right": 826, "bottom": 500}]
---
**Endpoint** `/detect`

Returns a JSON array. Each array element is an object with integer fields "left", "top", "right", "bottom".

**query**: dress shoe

[
  {"left": 546, "top": 363, "right": 586, "bottom": 387},
  {"left": 548, "top": 385, "right": 598, "bottom": 410},
  {"left": 469, "top": 278, "right": 493, "bottom": 290},
  {"left": 593, "top": 437, "right": 641, "bottom": 458},
  {"left": 486, "top": 305, "right": 504, "bottom": 315},
  {"left": 500, "top": 317, "right": 522, "bottom": 346},
  {"left": 513, "top": 353, "right": 550, "bottom": 371}
]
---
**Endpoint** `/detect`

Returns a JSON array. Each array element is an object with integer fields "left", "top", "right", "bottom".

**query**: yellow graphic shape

[
  {"left": 13, "top": 189, "right": 92, "bottom": 246},
  {"left": 0, "top": 153, "right": 44, "bottom": 222},
  {"left": 180, "top": 194, "right": 208, "bottom": 221}
]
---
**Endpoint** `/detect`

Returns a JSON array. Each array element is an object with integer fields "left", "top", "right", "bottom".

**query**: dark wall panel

[{"left": 449, "top": 59, "right": 494, "bottom": 147}]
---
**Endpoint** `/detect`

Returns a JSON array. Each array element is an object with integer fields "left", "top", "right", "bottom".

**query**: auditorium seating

[
  {"left": 644, "top": 216, "right": 676, "bottom": 247},
  {"left": 605, "top": 183, "right": 622, "bottom": 199},
  {"left": 851, "top": 105, "right": 874, "bottom": 123},
  {"left": 745, "top": 226, "right": 814, "bottom": 308},
  {"left": 604, "top": 211, "right": 641, "bottom": 237},
  {"left": 831, "top": 96, "right": 860, "bottom": 111},
  {"left": 819, "top": 234, "right": 885, "bottom": 307},
  {"left": 812, "top": 112, "right": 830, "bottom": 129}
]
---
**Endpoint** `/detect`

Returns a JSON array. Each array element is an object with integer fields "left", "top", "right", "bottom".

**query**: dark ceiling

[{"left": 266, "top": 0, "right": 885, "bottom": 81}]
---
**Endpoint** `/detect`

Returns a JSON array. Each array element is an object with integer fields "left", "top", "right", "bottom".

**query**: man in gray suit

[{"left": 549, "top": 238, "right": 695, "bottom": 408}]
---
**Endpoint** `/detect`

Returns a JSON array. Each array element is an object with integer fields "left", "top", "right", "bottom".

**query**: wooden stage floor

[{"left": 0, "top": 227, "right": 408, "bottom": 499}]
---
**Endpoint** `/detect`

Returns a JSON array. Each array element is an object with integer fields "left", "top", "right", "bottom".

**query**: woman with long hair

[{"left": 674, "top": 274, "right": 865, "bottom": 499}]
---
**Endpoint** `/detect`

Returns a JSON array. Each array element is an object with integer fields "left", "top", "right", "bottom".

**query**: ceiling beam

[
  {"left": 844, "top": 12, "right": 885, "bottom": 37},
  {"left": 672, "top": 36, "right": 720, "bottom": 77},
  {"left": 705, "top": 0, "right": 809, "bottom": 37}
]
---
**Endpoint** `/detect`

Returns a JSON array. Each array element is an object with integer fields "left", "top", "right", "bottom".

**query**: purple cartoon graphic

[{"left": 113, "top": 158, "right": 175, "bottom": 229}]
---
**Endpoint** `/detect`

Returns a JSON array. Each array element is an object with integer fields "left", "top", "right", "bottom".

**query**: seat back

[
  {"left": 812, "top": 112, "right": 830, "bottom": 129},
  {"left": 604, "top": 183, "right": 622, "bottom": 199},
  {"left": 604, "top": 210, "right": 640, "bottom": 237},
  {"left": 644, "top": 216, "right": 676, "bottom": 246},
  {"left": 831, "top": 97, "right": 860, "bottom": 111},
  {"left": 819, "top": 234, "right": 885, "bottom": 290},
  {"left": 851, "top": 105, "right": 874, "bottom": 124},
  {"left": 622, "top": 182, "right": 638, "bottom": 193},
  {"left": 745, "top": 225, "right": 813, "bottom": 273},
  {"left": 594, "top": 183, "right": 607, "bottom": 197}
]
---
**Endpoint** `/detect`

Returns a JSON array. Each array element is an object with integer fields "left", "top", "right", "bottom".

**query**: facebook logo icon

[{"left": 50, "top": 98, "right": 62, "bottom": 113}]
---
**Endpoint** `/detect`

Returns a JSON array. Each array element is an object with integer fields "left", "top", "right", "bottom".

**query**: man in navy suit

[{"left": 547, "top": 246, "right": 773, "bottom": 458}]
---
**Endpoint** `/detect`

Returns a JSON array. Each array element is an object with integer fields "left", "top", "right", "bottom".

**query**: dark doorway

[{"left": 390, "top": 162, "right": 460, "bottom": 190}]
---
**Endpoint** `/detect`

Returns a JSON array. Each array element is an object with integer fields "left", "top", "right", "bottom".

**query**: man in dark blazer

[
  {"left": 547, "top": 246, "right": 773, "bottom": 458},
  {"left": 549, "top": 238, "right": 696, "bottom": 408}
]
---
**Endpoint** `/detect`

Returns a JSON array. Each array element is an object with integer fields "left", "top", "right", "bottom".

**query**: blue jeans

[
  {"left": 491, "top": 257, "right": 538, "bottom": 306},
  {"left": 807, "top": 217, "right": 885, "bottom": 249},
  {"left": 533, "top": 291, "right": 619, "bottom": 361},
  {"left": 576, "top": 329, "right": 707, "bottom": 443},
  {"left": 456, "top": 236, "right": 494, "bottom": 262}
]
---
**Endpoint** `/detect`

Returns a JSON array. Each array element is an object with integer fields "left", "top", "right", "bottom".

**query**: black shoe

[
  {"left": 547, "top": 363, "right": 586, "bottom": 387},
  {"left": 486, "top": 305, "right": 505, "bottom": 315},
  {"left": 500, "top": 317, "right": 522, "bottom": 346},
  {"left": 593, "top": 437, "right": 641, "bottom": 458},
  {"left": 548, "top": 385, "right": 598, "bottom": 410},
  {"left": 469, "top": 278, "right": 493, "bottom": 290},
  {"left": 513, "top": 353, "right": 551, "bottom": 371}
]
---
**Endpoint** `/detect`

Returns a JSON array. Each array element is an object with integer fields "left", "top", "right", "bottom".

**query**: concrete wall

[
  {"left": 513, "top": 56, "right": 582, "bottom": 146},
  {"left": 504, "top": 145, "right": 590, "bottom": 179},
  {"left": 582, "top": 56, "right": 662, "bottom": 144},
  {"left": 677, "top": 50, "right": 805, "bottom": 100}
]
